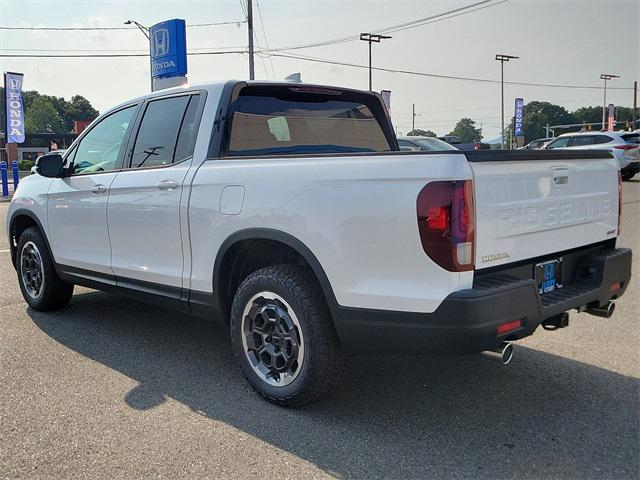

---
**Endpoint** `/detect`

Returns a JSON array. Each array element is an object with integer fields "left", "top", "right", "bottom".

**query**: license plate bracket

[{"left": 535, "top": 257, "right": 563, "bottom": 295}]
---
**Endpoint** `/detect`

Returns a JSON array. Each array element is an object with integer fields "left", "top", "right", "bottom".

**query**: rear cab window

[{"left": 224, "top": 85, "right": 395, "bottom": 157}]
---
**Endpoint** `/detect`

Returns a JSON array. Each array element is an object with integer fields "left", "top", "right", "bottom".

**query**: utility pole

[
  {"left": 359, "top": 33, "right": 392, "bottom": 91},
  {"left": 412, "top": 103, "right": 416, "bottom": 131},
  {"left": 633, "top": 80, "right": 637, "bottom": 130},
  {"left": 495, "top": 54, "right": 518, "bottom": 149},
  {"left": 600, "top": 74, "right": 619, "bottom": 131},
  {"left": 247, "top": 0, "right": 255, "bottom": 80}
]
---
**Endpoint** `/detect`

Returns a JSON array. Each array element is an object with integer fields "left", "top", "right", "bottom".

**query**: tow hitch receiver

[{"left": 541, "top": 312, "right": 569, "bottom": 331}]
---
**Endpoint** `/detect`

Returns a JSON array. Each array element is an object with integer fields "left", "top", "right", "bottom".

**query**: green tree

[
  {"left": 449, "top": 118, "right": 482, "bottom": 142},
  {"left": 24, "top": 96, "right": 65, "bottom": 134},
  {"left": 519, "top": 101, "right": 576, "bottom": 141},
  {"left": 69, "top": 95, "right": 99, "bottom": 122},
  {"left": 406, "top": 129, "right": 436, "bottom": 137}
]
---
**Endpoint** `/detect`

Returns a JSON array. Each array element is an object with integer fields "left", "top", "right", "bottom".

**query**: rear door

[
  {"left": 107, "top": 93, "right": 204, "bottom": 292},
  {"left": 468, "top": 151, "right": 619, "bottom": 269}
]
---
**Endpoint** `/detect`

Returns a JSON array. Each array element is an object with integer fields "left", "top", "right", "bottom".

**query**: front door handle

[
  {"left": 91, "top": 184, "right": 107, "bottom": 195},
  {"left": 155, "top": 179, "right": 179, "bottom": 191}
]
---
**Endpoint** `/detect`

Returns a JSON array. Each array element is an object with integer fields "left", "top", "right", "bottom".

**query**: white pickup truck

[{"left": 8, "top": 81, "right": 632, "bottom": 406}]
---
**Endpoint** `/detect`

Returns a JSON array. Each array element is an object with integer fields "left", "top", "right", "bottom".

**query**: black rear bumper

[{"left": 332, "top": 247, "right": 632, "bottom": 354}]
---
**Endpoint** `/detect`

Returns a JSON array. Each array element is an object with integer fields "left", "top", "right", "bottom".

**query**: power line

[
  {"left": 0, "top": 50, "right": 246, "bottom": 58},
  {"left": 0, "top": 20, "right": 246, "bottom": 31},
  {"left": 258, "top": 0, "right": 507, "bottom": 53},
  {"left": 267, "top": 51, "right": 634, "bottom": 90},
  {"left": 256, "top": 0, "right": 277, "bottom": 79}
]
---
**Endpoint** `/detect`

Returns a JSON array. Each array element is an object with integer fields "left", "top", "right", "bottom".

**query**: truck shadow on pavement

[{"left": 29, "top": 290, "right": 639, "bottom": 479}]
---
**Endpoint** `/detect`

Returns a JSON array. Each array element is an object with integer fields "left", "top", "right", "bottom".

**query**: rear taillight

[
  {"left": 474, "top": 143, "right": 481, "bottom": 150},
  {"left": 614, "top": 144, "right": 637, "bottom": 150},
  {"left": 417, "top": 180, "right": 475, "bottom": 271},
  {"left": 618, "top": 170, "right": 622, "bottom": 235}
]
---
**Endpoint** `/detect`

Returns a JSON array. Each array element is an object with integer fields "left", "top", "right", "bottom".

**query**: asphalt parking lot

[{"left": 1, "top": 182, "right": 638, "bottom": 479}]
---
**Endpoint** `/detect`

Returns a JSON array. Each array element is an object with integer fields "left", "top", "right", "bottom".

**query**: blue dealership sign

[
  {"left": 4, "top": 72, "right": 25, "bottom": 144},
  {"left": 514, "top": 98, "right": 524, "bottom": 137},
  {"left": 150, "top": 19, "right": 187, "bottom": 79}
]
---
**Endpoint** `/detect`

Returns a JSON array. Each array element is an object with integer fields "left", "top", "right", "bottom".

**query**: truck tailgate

[{"left": 467, "top": 150, "right": 619, "bottom": 269}]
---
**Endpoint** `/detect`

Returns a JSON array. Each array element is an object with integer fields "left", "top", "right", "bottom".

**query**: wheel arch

[
  {"left": 8, "top": 209, "right": 51, "bottom": 269},
  {"left": 212, "top": 228, "right": 339, "bottom": 320}
]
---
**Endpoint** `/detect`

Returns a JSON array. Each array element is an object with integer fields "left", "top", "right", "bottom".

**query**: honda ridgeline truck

[{"left": 8, "top": 81, "right": 632, "bottom": 406}]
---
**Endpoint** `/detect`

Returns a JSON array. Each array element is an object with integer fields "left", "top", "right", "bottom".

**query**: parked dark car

[{"left": 437, "top": 134, "right": 490, "bottom": 151}]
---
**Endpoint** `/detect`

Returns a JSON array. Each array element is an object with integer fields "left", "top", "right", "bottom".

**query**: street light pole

[
  {"left": 247, "top": 0, "right": 255, "bottom": 80},
  {"left": 359, "top": 33, "right": 391, "bottom": 91},
  {"left": 600, "top": 74, "right": 619, "bottom": 130},
  {"left": 495, "top": 54, "right": 518, "bottom": 149},
  {"left": 125, "top": 20, "right": 152, "bottom": 91}
]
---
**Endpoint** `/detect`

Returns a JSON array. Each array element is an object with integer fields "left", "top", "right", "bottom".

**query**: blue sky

[{"left": 1, "top": 0, "right": 638, "bottom": 139}]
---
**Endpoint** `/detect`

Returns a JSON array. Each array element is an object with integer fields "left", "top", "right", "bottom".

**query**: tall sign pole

[
  {"left": 247, "top": 0, "right": 255, "bottom": 80},
  {"left": 495, "top": 54, "right": 518, "bottom": 149},
  {"left": 600, "top": 74, "right": 619, "bottom": 130},
  {"left": 633, "top": 80, "right": 637, "bottom": 130}
]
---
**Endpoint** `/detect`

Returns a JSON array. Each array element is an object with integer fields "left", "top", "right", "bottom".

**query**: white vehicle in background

[
  {"left": 543, "top": 131, "right": 640, "bottom": 180},
  {"left": 397, "top": 136, "right": 458, "bottom": 151},
  {"left": 519, "top": 138, "right": 552, "bottom": 150},
  {"left": 7, "top": 80, "right": 633, "bottom": 407}
]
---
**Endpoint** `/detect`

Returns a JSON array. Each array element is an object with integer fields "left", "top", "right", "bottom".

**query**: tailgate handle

[{"left": 552, "top": 168, "right": 569, "bottom": 186}]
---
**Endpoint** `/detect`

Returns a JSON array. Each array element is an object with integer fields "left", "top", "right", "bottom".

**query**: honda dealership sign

[
  {"left": 150, "top": 19, "right": 187, "bottom": 80},
  {"left": 4, "top": 72, "right": 25, "bottom": 144},
  {"left": 514, "top": 98, "right": 524, "bottom": 138}
]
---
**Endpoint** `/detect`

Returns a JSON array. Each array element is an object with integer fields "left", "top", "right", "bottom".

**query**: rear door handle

[
  {"left": 91, "top": 184, "right": 107, "bottom": 195},
  {"left": 154, "top": 179, "right": 179, "bottom": 191}
]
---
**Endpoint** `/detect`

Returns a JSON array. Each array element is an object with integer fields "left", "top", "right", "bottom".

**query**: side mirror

[{"left": 36, "top": 153, "right": 65, "bottom": 178}]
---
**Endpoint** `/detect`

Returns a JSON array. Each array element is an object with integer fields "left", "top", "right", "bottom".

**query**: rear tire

[
  {"left": 621, "top": 167, "right": 636, "bottom": 181},
  {"left": 230, "top": 265, "right": 346, "bottom": 407},
  {"left": 16, "top": 227, "right": 74, "bottom": 311}
]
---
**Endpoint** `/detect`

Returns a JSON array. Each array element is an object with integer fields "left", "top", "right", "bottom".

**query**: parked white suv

[
  {"left": 543, "top": 131, "right": 640, "bottom": 180},
  {"left": 7, "top": 81, "right": 632, "bottom": 406}
]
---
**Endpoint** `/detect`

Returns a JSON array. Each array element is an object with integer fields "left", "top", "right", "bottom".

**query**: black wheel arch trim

[
  {"left": 8, "top": 209, "right": 56, "bottom": 270},
  {"left": 212, "top": 227, "right": 340, "bottom": 313}
]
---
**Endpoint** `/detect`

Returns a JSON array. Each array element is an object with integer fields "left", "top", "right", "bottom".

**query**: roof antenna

[{"left": 285, "top": 73, "right": 302, "bottom": 83}]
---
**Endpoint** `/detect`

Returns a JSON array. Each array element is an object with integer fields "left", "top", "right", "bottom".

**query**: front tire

[
  {"left": 230, "top": 265, "right": 346, "bottom": 407},
  {"left": 16, "top": 227, "right": 74, "bottom": 311}
]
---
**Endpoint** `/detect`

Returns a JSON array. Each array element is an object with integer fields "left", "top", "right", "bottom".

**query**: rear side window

[
  {"left": 174, "top": 95, "right": 202, "bottom": 161},
  {"left": 595, "top": 135, "right": 613, "bottom": 144},
  {"left": 130, "top": 95, "right": 192, "bottom": 168},
  {"left": 570, "top": 136, "right": 594, "bottom": 146},
  {"left": 226, "top": 86, "right": 392, "bottom": 156}
]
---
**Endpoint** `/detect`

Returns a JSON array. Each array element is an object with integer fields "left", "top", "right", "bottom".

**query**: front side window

[
  {"left": 546, "top": 137, "right": 571, "bottom": 149},
  {"left": 72, "top": 105, "right": 137, "bottom": 175},
  {"left": 130, "top": 95, "right": 193, "bottom": 168},
  {"left": 226, "top": 86, "right": 392, "bottom": 156}
]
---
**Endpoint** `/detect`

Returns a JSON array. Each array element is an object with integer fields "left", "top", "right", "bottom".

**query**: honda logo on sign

[{"left": 152, "top": 28, "right": 170, "bottom": 56}]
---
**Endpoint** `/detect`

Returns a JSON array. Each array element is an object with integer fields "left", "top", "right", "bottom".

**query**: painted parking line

[{"left": 0, "top": 249, "right": 10, "bottom": 253}]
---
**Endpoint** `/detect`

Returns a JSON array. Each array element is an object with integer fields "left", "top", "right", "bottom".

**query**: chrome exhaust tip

[
  {"left": 480, "top": 342, "right": 514, "bottom": 365},
  {"left": 586, "top": 301, "right": 615, "bottom": 318}
]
